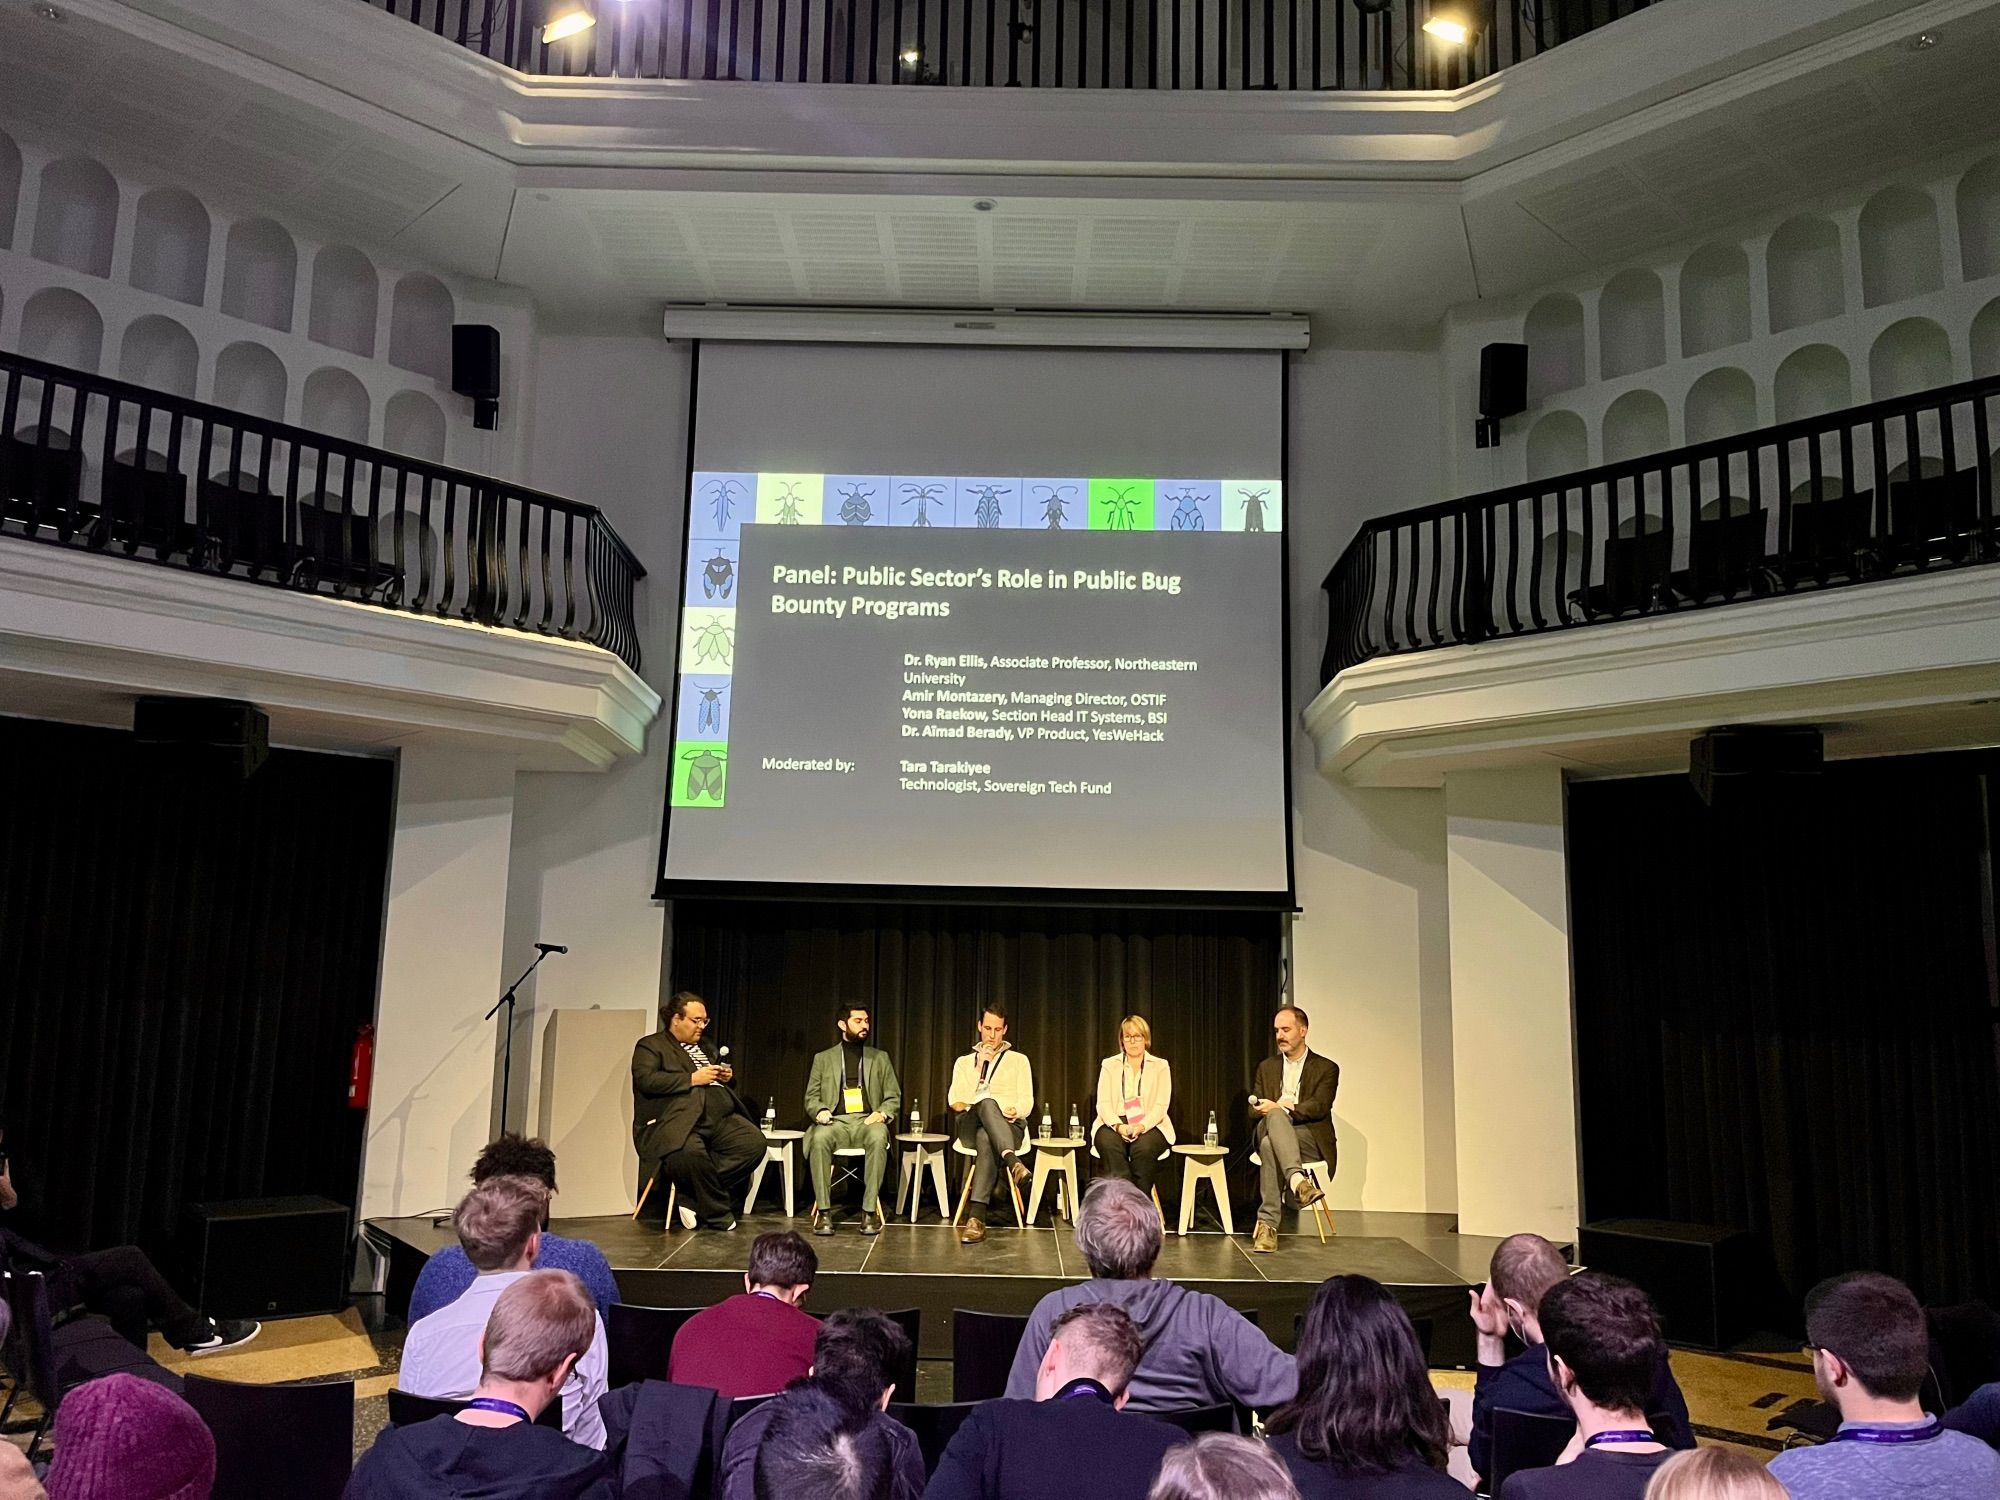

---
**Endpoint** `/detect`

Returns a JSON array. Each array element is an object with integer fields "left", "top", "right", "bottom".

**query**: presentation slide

[{"left": 662, "top": 471, "right": 1288, "bottom": 898}]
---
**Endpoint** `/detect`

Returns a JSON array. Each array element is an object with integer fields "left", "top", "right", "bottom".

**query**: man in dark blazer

[
  {"left": 1246, "top": 1004, "right": 1338, "bottom": 1253},
  {"left": 632, "top": 991, "right": 766, "bottom": 1230},
  {"left": 922, "top": 1302, "right": 1180, "bottom": 1500}
]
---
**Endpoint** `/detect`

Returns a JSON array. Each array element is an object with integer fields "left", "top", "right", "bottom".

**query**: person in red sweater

[{"left": 668, "top": 1232, "right": 820, "bottom": 1397}]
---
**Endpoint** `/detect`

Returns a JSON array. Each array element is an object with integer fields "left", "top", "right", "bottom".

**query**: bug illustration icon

[
  {"left": 693, "top": 683, "right": 727, "bottom": 734},
  {"left": 965, "top": 483, "right": 1011, "bottom": 529},
  {"left": 688, "top": 616, "right": 735, "bottom": 669},
  {"left": 1034, "top": 484, "right": 1076, "bottom": 529},
  {"left": 680, "top": 746, "right": 728, "bottom": 803},
  {"left": 700, "top": 549, "right": 736, "bottom": 600},
  {"left": 1237, "top": 487, "right": 1271, "bottom": 532},
  {"left": 772, "top": 481, "right": 809, "bottom": 524},
  {"left": 836, "top": 482, "right": 876, "bottom": 525},
  {"left": 1101, "top": 483, "right": 1142, "bottom": 531},
  {"left": 901, "top": 482, "right": 947, "bottom": 527},
  {"left": 1167, "top": 490, "right": 1207, "bottom": 532},
  {"left": 701, "top": 477, "right": 744, "bottom": 532}
]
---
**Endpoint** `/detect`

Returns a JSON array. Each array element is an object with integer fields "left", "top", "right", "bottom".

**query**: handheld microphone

[{"left": 534, "top": 942, "right": 568, "bottom": 954}]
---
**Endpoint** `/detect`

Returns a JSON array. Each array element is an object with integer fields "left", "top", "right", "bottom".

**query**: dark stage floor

[{"left": 372, "top": 1208, "right": 1502, "bottom": 1366}]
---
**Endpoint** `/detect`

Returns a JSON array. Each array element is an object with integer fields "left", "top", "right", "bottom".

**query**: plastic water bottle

[
  {"left": 1040, "top": 1105, "right": 1053, "bottom": 1140},
  {"left": 764, "top": 1096, "right": 777, "bottom": 1130},
  {"left": 909, "top": 1098, "right": 923, "bottom": 1133},
  {"left": 1068, "top": 1103, "right": 1081, "bottom": 1139},
  {"left": 1204, "top": 1111, "right": 1218, "bottom": 1148}
]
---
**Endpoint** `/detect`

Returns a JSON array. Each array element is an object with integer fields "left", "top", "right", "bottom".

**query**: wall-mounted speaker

[
  {"left": 452, "top": 323, "right": 501, "bottom": 429},
  {"left": 1475, "top": 342, "right": 1528, "bottom": 449},
  {"left": 133, "top": 697, "right": 269, "bottom": 779}
]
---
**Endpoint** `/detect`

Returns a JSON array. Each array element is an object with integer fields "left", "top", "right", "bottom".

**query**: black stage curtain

[
  {"left": 1570, "top": 753, "right": 2000, "bottom": 1310},
  {"left": 671, "top": 900, "right": 1284, "bottom": 1192},
  {"left": 0, "top": 715, "right": 394, "bottom": 1263}
]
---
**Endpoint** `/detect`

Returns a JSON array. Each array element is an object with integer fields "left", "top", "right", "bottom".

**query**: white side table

[
  {"left": 1172, "top": 1143, "right": 1233, "bottom": 1237},
  {"left": 744, "top": 1128, "right": 805, "bottom": 1216},
  {"left": 895, "top": 1132, "right": 952, "bottom": 1222},
  {"left": 1024, "top": 1136, "right": 1085, "bottom": 1225}
]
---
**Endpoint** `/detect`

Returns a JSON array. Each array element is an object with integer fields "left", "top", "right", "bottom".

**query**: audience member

[
  {"left": 0, "top": 1439, "right": 43, "bottom": 1500},
  {"left": 721, "top": 1309, "right": 927, "bottom": 1500},
  {"left": 1264, "top": 1275, "right": 1462, "bottom": 1498},
  {"left": 347, "top": 1271, "right": 616, "bottom": 1499},
  {"left": 406, "top": 1135, "right": 620, "bottom": 1320},
  {"left": 1642, "top": 1447, "right": 1788, "bottom": 1498},
  {"left": 927, "top": 1302, "right": 1182, "bottom": 1500},
  {"left": 1149, "top": 1433, "right": 1301, "bottom": 1500},
  {"left": 669, "top": 1230, "right": 821, "bottom": 1397},
  {"left": 0, "top": 1129, "right": 256, "bottom": 1355},
  {"left": 754, "top": 1385, "right": 896, "bottom": 1500},
  {"left": 1005, "top": 1179, "right": 1295, "bottom": 1410},
  {"left": 400, "top": 1176, "right": 610, "bottom": 1449},
  {"left": 1942, "top": 1380, "right": 2000, "bottom": 1450},
  {"left": 1768, "top": 1272, "right": 2000, "bottom": 1499},
  {"left": 1467, "top": 1233, "right": 1690, "bottom": 1484},
  {"left": 1498, "top": 1273, "right": 1673, "bottom": 1500},
  {"left": 42, "top": 1372, "right": 215, "bottom": 1500}
]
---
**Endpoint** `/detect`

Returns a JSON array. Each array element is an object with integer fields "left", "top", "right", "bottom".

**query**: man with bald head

[{"left": 1466, "top": 1233, "right": 1692, "bottom": 1487}]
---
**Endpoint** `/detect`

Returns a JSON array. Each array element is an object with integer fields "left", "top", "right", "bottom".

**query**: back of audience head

[
  {"left": 810, "top": 1307, "right": 912, "bottom": 1414},
  {"left": 45, "top": 1372, "right": 216, "bottom": 1500},
  {"left": 1074, "top": 1178, "right": 1162, "bottom": 1280},
  {"left": 1642, "top": 1447, "right": 1787, "bottom": 1499},
  {"left": 1148, "top": 1433, "right": 1301, "bottom": 1500},
  {"left": 474, "top": 1134, "right": 560, "bottom": 1193},
  {"left": 1802, "top": 1270, "right": 1928, "bottom": 1410},
  {"left": 746, "top": 1229, "right": 819, "bottom": 1302},
  {"left": 480, "top": 1269, "right": 596, "bottom": 1396},
  {"left": 753, "top": 1384, "right": 894, "bottom": 1500},
  {"left": 1538, "top": 1272, "right": 1665, "bottom": 1418},
  {"left": 1035, "top": 1302, "right": 1145, "bottom": 1404},
  {"left": 1269, "top": 1274, "right": 1449, "bottom": 1474},
  {"left": 1489, "top": 1232, "right": 1571, "bottom": 1331},
  {"left": 453, "top": 1173, "right": 549, "bottom": 1272}
]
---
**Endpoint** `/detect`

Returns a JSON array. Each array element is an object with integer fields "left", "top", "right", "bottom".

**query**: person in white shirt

[
  {"left": 399, "top": 1174, "right": 611, "bottom": 1450},
  {"left": 948, "top": 1002, "right": 1034, "bottom": 1245},
  {"left": 1092, "top": 1015, "right": 1174, "bottom": 1200}
]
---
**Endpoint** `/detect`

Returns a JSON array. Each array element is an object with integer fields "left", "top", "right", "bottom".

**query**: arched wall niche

[
  {"left": 0, "top": 130, "right": 22, "bottom": 251},
  {"left": 1767, "top": 216, "right": 1845, "bottom": 333},
  {"left": 30, "top": 157, "right": 118, "bottom": 278},
  {"left": 1679, "top": 244, "right": 1752, "bottom": 358},
  {"left": 1598, "top": 269, "right": 1668, "bottom": 380},
  {"left": 387, "top": 275, "right": 455, "bottom": 382},
  {"left": 1959, "top": 157, "right": 2000, "bottom": 283},
  {"left": 212, "top": 341, "right": 288, "bottom": 423},
  {"left": 1858, "top": 186, "right": 1944, "bottom": 309},
  {"left": 1602, "top": 388, "right": 1671, "bottom": 465},
  {"left": 308, "top": 246, "right": 380, "bottom": 359},
  {"left": 1524, "top": 294, "right": 1586, "bottom": 402},
  {"left": 220, "top": 219, "right": 298, "bottom": 333},
  {"left": 19, "top": 287, "right": 105, "bottom": 371},
  {"left": 1683, "top": 367, "right": 1758, "bottom": 447},
  {"left": 302, "top": 367, "right": 371, "bottom": 445},
  {"left": 1868, "top": 317, "right": 1953, "bottom": 401},
  {"left": 383, "top": 389, "right": 447, "bottom": 462},
  {"left": 1525, "top": 410, "right": 1589, "bottom": 482},
  {"left": 1773, "top": 344, "right": 1854, "bottom": 423},
  {"left": 117, "top": 314, "right": 199, "bottom": 398},
  {"left": 1972, "top": 298, "right": 2000, "bottom": 381},
  {"left": 129, "top": 189, "right": 211, "bottom": 306}
]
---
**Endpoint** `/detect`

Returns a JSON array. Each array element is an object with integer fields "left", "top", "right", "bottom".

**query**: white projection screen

[{"left": 656, "top": 340, "right": 1292, "bottom": 907}]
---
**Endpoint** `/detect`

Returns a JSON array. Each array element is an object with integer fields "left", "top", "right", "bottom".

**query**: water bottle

[
  {"left": 909, "top": 1097, "right": 923, "bottom": 1133},
  {"left": 1039, "top": 1105, "right": 1053, "bottom": 1140},
  {"left": 763, "top": 1095, "right": 776, "bottom": 1130},
  {"left": 1068, "top": 1103, "right": 1081, "bottom": 1139},
  {"left": 1204, "top": 1110, "right": 1218, "bottom": 1148}
]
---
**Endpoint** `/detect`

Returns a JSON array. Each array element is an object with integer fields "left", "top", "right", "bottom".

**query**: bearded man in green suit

[{"left": 804, "top": 1003, "right": 901, "bottom": 1237}]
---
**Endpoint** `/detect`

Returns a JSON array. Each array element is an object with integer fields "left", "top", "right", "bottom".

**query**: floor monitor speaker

[
  {"left": 183, "top": 1196, "right": 350, "bottom": 1320},
  {"left": 1578, "top": 1218, "right": 1759, "bottom": 1350}
]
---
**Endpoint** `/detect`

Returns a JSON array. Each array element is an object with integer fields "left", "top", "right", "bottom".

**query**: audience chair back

[
  {"left": 1926, "top": 1302, "right": 2000, "bottom": 1408},
  {"left": 883, "top": 1308, "right": 922, "bottom": 1403},
  {"left": 606, "top": 1302, "right": 704, "bottom": 1389},
  {"left": 888, "top": 1400, "right": 982, "bottom": 1475},
  {"left": 1, "top": 1272, "right": 61, "bottom": 1460},
  {"left": 1488, "top": 1408, "right": 1574, "bottom": 1494},
  {"left": 182, "top": 1371, "right": 354, "bottom": 1500},
  {"left": 1146, "top": 1403, "right": 1237, "bottom": 1435},
  {"left": 951, "top": 1308, "right": 1030, "bottom": 1402},
  {"left": 387, "top": 1386, "right": 563, "bottom": 1429}
]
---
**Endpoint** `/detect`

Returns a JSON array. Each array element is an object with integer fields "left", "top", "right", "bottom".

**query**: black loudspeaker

[
  {"left": 1689, "top": 724, "right": 1823, "bottom": 806},
  {"left": 133, "top": 696, "right": 269, "bottom": 779},
  {"left": 1476, "top": 342, "right": 1528, "bottom": 449},
  {"left": 452, "top": 323, "right": 501, "bottom": 429},
  {"left": 183, "top": 1196, "right": 350, "bottom": 1320},
  {"left": 1579, "top": 1219, "right": 1760, "bottom": 1350}
]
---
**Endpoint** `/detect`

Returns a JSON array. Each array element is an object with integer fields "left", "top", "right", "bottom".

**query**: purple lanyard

[
  {"left": 1835, "top": 1420, "right": 1942, "bottom": 1445},
  {"left": 1053, "top": 1379, "right": 1113, "bottom": 1404},
  {"left": 1584, "top": 1431, "right": 1658, "bottom": 1449},
  {"left": 465, "top": 1397, "right": 531, "bottom": 1424}
]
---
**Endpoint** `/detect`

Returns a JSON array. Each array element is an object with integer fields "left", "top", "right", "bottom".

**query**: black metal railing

[
  {"left": 363, "top": 0, "right": 1654, "bottom": 90},
  {"left": 1322, "top": 374, "right": 2000, "bottom": 685},
  {"left": 0, "top": 351, "right": 645, "bottom": 671}
]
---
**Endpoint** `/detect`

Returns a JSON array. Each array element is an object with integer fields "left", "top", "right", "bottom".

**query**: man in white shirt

[
  {"left": 948, "top": 1002, "right": 1035, "bottom": 1245},
  {"left": 1245, "top": 1005, "right": 1338, "bottom": 1253},
  {"left": 400, "top": 1174, "right": 611, "bottom": 1449}
]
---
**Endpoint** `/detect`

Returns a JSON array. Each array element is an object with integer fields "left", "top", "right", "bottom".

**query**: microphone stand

[{"left": 487, "top": 947, "right": 560, "bottom": 1131}]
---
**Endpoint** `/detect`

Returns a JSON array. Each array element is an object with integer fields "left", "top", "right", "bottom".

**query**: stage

[{"left": 371, "top": 1208, "right": 1502, "bottom": 1368}]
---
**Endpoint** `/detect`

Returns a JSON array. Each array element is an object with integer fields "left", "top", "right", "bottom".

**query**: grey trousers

[
  {"left": 953, "top": 1097, "right": 1025, "bottom": 1209},
  {"left": 806, "top": 1116, "right": 890, "bottom": 1211},
  {"left": 1254, "top": 1109, "right": 1328, "bottom": 1229}
]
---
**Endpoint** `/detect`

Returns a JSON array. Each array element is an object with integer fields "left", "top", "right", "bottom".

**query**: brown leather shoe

[
  {"left": 1250, "top": 1222, "right": 1278, "bottom": 1253},
  {"left": 1008, "top": 1158, "right": 1030, "bottom": 1189},
  {"left": 960, "top": 1216, "right": 988, "bottom": 1244},
  {"left": 1292, "top": 1173, "right": 1325, "bottom": 1210},
  {"left": 859, "top": 1211, "right": 882, "bottom": 1236}
]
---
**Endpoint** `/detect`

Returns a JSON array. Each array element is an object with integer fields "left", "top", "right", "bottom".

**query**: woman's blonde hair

[
  {"left": 1642, "top": 1447, "right": 1787, "bottom": 1500},
  {"left": 1118, "top": 1014, "right": 1152, "bottom": 1048}
]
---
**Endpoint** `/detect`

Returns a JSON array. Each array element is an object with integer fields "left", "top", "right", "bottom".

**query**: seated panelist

[
  {"left": 804, "top": 1003, "right": 901, "bottom": 1237},
  {"left": 1091, "top": 1015, "right": 1173, "bottom": 1198}
]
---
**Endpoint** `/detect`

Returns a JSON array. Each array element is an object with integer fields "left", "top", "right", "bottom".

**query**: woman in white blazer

[{"left": 1093, "top": 1014, "right": 1174, "bottom": 1197}]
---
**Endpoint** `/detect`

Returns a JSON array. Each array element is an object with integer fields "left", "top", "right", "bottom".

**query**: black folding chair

[
  {"left": 887, "top": 1399, "right": 981, "bottom": 1474},
  {"left": 182, "top": 1371, "right": 354, "bottom": 1500},
  {"left": 386, "top": 1386, "right": 562, "bottom": 1429},
  {"left": 883, "top": 1308, "right": 921, "bottom": 1403},
  {"left": 606, "top": 1302, "right": 703, "bottom": 1389},
  {"left": 1144, "top": 1403, "right": 1237, "bottom": 1435},
  {"left": 1487, "top": 1407, "right": 1573, "bottom": 1494},
  {"left": 1, "top": 1271, "right": 60, "bottom": 1462},
  {"left": 951, "top": 1308, "right": 1029, "bottom": 1402}
]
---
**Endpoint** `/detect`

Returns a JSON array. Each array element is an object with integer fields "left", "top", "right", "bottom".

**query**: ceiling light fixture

[
  {"left": 542, "top": 7, "right": 597, "bottom": 43},
  {"left": 899, "top": 47, "right": 922, "bottom": 65},
  {"left": 1903, "top": 31, "right": 1939, "bottom": 51},
  {"left": 33, "top": 3, "right": 65, "bottom": 19},
  {"left": 1422, "top": 11, "right": 1470, "bottom": 45}
]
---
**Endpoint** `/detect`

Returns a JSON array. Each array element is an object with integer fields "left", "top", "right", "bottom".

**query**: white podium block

[{"left": 536, "top": 1007, "right": 651, "bottom": 1216}]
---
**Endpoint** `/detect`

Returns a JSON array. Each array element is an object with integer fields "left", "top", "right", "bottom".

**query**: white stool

[
  {"left": 743, "top": 1129, "right": 806, "bottom": 1216},
  {"left": 1248, "top": 1150, "right": 1336, "bottom": 1241},
  {"left": 1024, "top": 1137, "right": 1084, "bottom": 1225},
  {"left": 828, "top": 1145, "right": 872, "bottom": 1207},
  {"left": 1089, "top": 1141, "right": 1166, "bottom": 1223},
  {"left": 895, "top": 1133, "right": 952, "bottom": 1222},
  {"left": 1172, "top": 1144, "right": 1232, "bottom": 1237},
  {"left": 950, "top": 1132, "right": 1032, "bottom": 1227}
]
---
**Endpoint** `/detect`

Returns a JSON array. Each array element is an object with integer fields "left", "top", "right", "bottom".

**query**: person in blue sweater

[{"left": 407, "top": 1135, "right": 620, "bottom": 1323}]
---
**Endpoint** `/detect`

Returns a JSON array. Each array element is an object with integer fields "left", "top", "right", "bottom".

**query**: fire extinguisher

[{"left": 348, "top": 1023, "right": 375, "bottom": 1110}]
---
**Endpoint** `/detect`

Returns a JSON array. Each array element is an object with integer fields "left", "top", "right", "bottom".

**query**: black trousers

[
  {"left": 1092, "top": 1125, "right": 1171, "bottom": 1197},
  {"left": 657, "top": 1115, "right": 766, "bottom": 1229},
  {"left": 72, "top": 1245, "right": 208, "bottom": 1350}
]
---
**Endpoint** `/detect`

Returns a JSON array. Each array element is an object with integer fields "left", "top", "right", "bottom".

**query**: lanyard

[
  {"left": 850, "top": 1049, "right": 865, "bottom": 1092},
  {"left": 465, "top": 1397, "right": 532, "bottom": 1424},
  {"left": 1053, "top": 1378, "right": 1113, "bottom": 1404},
  {"left": 1584, "top": 1431, "right": 1659, "bottom": 1449},
  {"left": 1835, "top": 1421, "right": 1942, "bottom": 1445},
  {"left": 1123, "top": 1058, "right": 1145, "bottom": 1095}
]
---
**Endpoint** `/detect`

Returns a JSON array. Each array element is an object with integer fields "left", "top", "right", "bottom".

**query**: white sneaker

[{"left": 181, "top": 1318, "right": 261, "bottom": 1356}]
